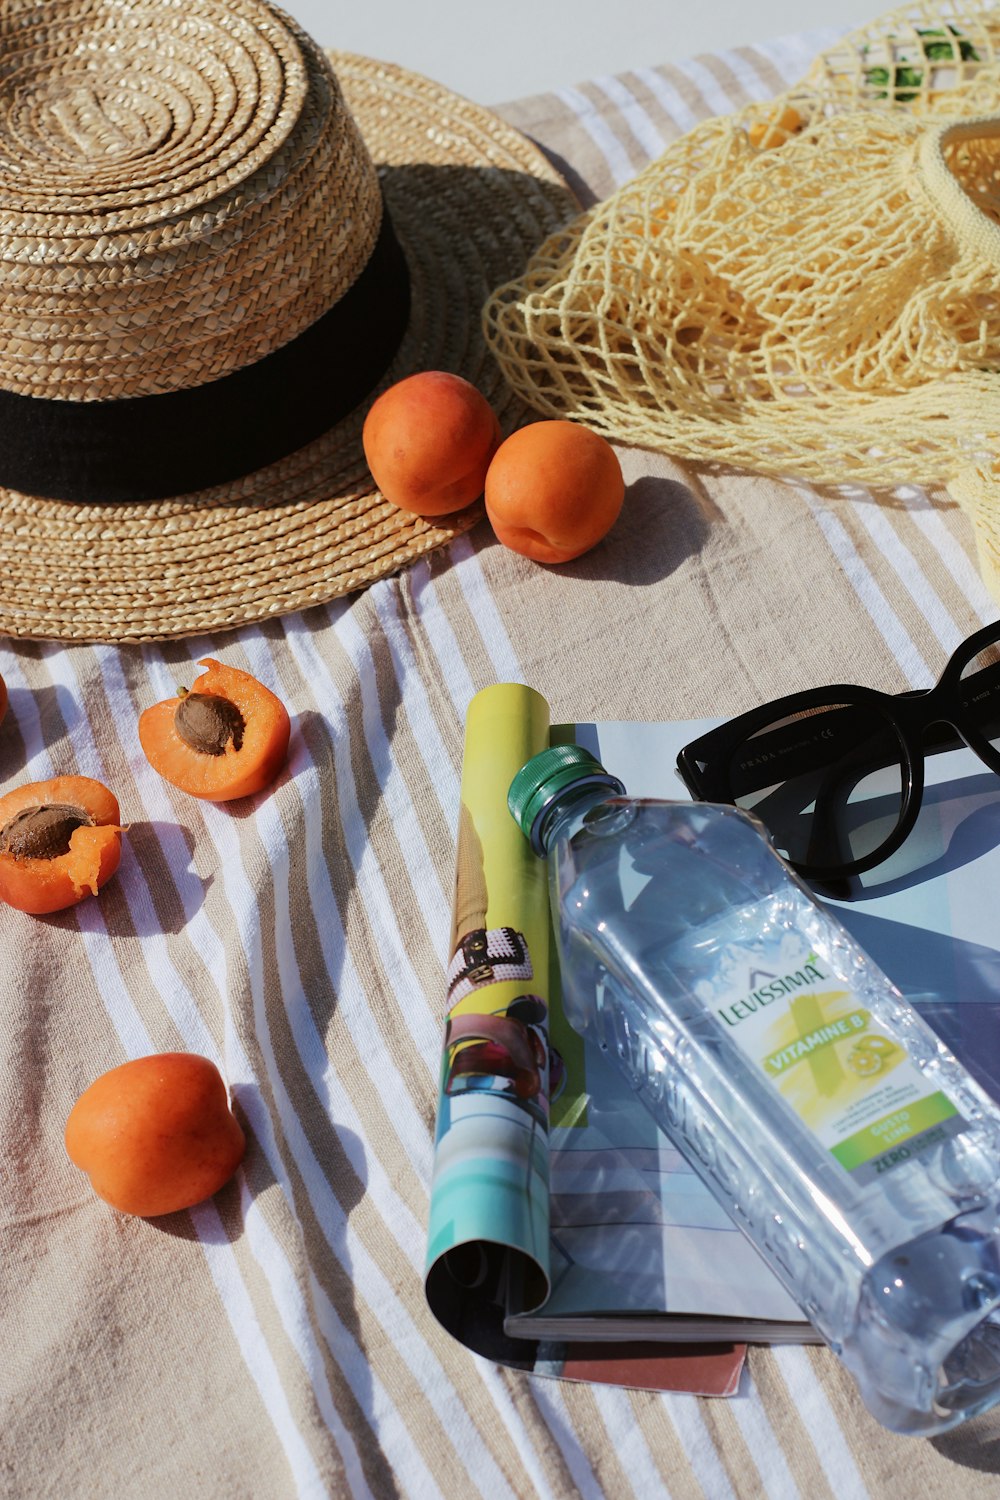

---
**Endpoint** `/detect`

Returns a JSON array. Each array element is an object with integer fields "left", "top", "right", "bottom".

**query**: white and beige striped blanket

[{"left": 3, "top": 28, "right": 1000, "bottom": 1500}]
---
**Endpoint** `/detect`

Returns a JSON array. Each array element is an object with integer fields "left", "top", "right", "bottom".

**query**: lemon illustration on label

[{"left": 846, "top": 1034, "right": 899, "bottom": 1078}]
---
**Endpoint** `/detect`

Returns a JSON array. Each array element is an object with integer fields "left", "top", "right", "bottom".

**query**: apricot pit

[
  {"left": 175, "top": 691, "right": 245, "bottom": 756},
  {"left": 0, "top": 801, "right": 95, "bottom": 861}
]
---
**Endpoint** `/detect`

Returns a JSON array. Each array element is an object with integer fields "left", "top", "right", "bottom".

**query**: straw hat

[{"left": 0, "top": 0, "right": 573, "bottom": 642}]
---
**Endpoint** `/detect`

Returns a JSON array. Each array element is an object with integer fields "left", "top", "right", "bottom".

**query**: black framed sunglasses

[{"left": 676, "top": 620, "right": 1000, "bottom": 880}]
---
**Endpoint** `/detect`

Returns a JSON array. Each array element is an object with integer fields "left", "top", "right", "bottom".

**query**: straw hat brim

[{"left": 0, "top": 51, "right": 576, "bottom": 644}]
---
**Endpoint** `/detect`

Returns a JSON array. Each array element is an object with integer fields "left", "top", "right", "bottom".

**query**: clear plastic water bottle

[{"left": 508, "top": 744, "right": 1000, "bottom": 1435}]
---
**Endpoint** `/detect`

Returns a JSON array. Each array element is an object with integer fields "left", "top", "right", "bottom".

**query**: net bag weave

[{"left": 483, "top": 3, "right": 1000, "bottom": 596}]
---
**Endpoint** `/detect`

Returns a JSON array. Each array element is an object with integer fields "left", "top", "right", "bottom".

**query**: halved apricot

[
  {"left": 0, "top": 775, "right": 123, "bottom": 914},
  {"left": 138, "top": 658, "right": 290, "bottom": 801}
]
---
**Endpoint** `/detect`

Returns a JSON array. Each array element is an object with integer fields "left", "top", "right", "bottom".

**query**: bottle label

[{"left": 714, "top": 947, "right": 966, "bottom": 1183}]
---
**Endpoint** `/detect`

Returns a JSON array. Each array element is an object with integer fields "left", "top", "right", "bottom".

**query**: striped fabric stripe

[{"left": 5, "top": 26, "right": 1000, "bottom": 1500}]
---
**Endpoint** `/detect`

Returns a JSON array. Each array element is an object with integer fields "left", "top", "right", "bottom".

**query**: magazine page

[{"left": 508, "top": 717, "right": 1000, "bottom": 1341}]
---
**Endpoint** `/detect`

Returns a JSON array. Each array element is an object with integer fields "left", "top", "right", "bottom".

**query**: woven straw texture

[
  {"left": 483, "top": 2, "right": 1000, "bottom": 593},
  {"left": 0, "top": 0, "right": 378, "bottom": 400},
  {"left": 0, "top": 0, "right": 574, "bottom": 643}
]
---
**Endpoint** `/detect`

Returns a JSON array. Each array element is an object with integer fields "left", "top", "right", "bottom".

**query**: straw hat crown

[{"left": 0, "top": 0, "right": 380, "bottom": 402}]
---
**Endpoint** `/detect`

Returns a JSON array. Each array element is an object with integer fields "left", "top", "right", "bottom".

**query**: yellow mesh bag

[{"left": 483, "top": 2, "right": 1000, "bottom": 595}]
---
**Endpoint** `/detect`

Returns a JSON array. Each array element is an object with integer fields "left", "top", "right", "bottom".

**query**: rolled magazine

[{"left": 424, "top": 683, "right": 555, "bottom": 1367}]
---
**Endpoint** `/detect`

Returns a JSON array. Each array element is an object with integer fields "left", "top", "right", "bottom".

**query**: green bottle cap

[{"left": 508, "top": 744, "right": 625, "bottom": 854}]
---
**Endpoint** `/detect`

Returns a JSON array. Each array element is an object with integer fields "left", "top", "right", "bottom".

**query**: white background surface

[{"left": 279, "top": 1, "right": 879, "bottom": 103}]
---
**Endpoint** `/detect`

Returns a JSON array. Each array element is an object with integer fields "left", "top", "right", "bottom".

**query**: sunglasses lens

[
  {"left": 959, "top": 634, "right": 1000, "bottom": 753},
  {"left": 725, "top": 703, "right": 907, "bottom": 872}
]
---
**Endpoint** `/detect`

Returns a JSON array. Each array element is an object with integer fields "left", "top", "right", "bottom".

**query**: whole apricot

[
  {"left": 362, "top": 370, "right": 501, "bottom": 516},
  {"left": 65, "top": 1053, "right": 246, "bottom": 1217},
  {"left": 484, "top": 420, "right": 625, "bottom": 564}
]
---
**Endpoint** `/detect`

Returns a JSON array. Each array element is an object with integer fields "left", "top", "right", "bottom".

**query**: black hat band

[{"left": 0, "top": 205, "right": 410, "bottom": 505}]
